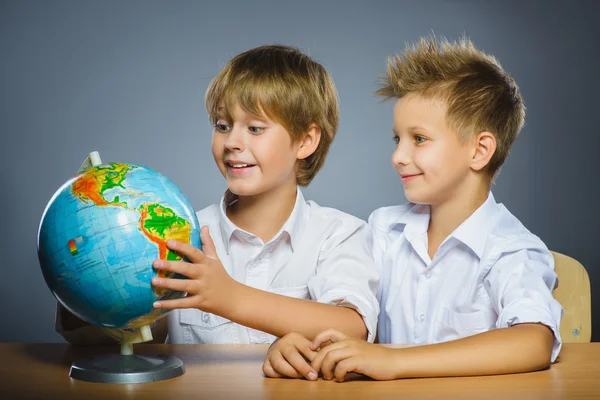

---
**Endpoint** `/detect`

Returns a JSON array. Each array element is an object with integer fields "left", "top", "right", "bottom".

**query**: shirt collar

[
  {"left": 218, "top": 187, "right": 307, "bottom": 254},
  {"left": 449, "top": 192, "right": 498, "bottom": 259},
  {"left": 385, "top": 192, "right": 498, "bottom": 260},
  {"left": 386, "top": 203, "right": 431, "bottom": 242}
]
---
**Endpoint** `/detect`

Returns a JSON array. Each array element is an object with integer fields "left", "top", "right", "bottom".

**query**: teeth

[{"left": 229, "top": 163, "right": 248, "bottom": 168}]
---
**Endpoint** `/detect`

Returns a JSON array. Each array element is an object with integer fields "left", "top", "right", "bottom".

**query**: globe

[{"left": 37, "top": 162, "right": 201, "bottom": 331}]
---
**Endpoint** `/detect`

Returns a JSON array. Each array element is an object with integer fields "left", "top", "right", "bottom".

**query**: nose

[
  {"left": 223, "top": 125, "right": 245, "bottom": 152},
  {"left": 391, "top": 140, "right": 411, "bottom": 167}
]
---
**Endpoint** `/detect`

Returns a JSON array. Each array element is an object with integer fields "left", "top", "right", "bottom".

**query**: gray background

[{"left": 1, "top": 0, "right": 598, "bottom": 342}]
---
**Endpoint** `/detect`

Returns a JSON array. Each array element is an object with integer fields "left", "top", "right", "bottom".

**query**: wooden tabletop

[{"left": 1, "top": 343, "right": 599, "bottom": 399}]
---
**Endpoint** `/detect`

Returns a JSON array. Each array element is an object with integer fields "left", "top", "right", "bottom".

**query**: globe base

[{"left": 69, "top": 354, "right": 185, "bottom": 383}]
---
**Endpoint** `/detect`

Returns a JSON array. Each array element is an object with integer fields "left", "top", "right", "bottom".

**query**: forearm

[
  {"left": 388, "top": 324, "right": 554, "bottom": 379},
  {"left": 224, "top": 284, "right": 367, "bottom": 340}
]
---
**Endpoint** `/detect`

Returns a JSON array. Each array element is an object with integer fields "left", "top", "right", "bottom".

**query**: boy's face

[
  {"left": 211, "top": 103, "right": 300, "bottom": 197},
  {"left": 391, "top": 94, "right": 474, "bottom": 206}
]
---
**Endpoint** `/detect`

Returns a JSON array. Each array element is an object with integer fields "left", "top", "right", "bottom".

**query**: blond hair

[
  {"left": 376, "top": 36, "right": 525, "bottom": 177},
  {"left": 205, "top": 45, "right": 339, "bottom": 186}
]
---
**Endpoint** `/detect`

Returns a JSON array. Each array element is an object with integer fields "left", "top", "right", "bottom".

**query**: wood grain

[{"left": 0, "top": 343, "right": 599, "bottom": 399}]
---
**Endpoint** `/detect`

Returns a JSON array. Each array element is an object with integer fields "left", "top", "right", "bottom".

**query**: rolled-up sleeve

[
  {"left": 307, "top": 220, "right": 380, "bottom": 342},
  {"left": 485, "top": 242, "right": 563, "bottom": 362}
]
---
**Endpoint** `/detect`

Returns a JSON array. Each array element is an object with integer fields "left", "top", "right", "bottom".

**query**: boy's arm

[
  {"left": 394, "top": 323, "right": 554, "bottom": 377},
  {"left": 311, "top": 323, "right": 554, "bottom": 381},
  {"left": 234, "top": 220, "right": 378, "bottom": 340},
  {"left": 153, "top": 223, "right": 379, "bottom": 341},
  {"left": 230, "top": 285, "right": 367, "bottom": 340}
]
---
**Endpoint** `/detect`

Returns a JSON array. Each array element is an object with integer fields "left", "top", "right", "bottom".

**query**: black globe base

[{"left": 69, "top": 353, "right": 185, "bottom": 383}]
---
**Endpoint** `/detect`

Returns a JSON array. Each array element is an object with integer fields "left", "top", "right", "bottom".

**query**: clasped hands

[{"left": 263, "top": 329, "right": 398, "bottom": 382}]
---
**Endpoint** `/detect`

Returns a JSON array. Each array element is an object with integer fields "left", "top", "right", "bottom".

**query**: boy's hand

[
  {"left": 309, "top": 328, "right": 349, "bottom": 350},
  {"left": 263, "top": 332, "right": 319, "bottom": 381},
  {"left": 151, "top": 226, "right": 241, "bottom": 317},
  {"left": 310, "top": 329, "right": 399, "bottom": 382}
]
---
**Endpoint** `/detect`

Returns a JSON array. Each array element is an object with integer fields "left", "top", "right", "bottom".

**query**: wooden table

[{"left": 1, "top": 343, "right": 599, "bottom": 399}]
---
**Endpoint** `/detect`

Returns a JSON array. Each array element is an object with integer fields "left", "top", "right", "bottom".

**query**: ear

[
  {"left": 470, "top": 131, "right": 496, "bottom": 171},
  {"left": 296, "top": 123, "right": 321, "bottom": 160}
]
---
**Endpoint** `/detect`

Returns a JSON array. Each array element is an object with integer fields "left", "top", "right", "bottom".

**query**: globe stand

[{"left": 69, "top": 324, "right": 185, "bottom": 383}]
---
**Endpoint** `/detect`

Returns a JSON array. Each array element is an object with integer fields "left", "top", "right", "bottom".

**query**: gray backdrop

[{"left": 1, "top": 0, "right": 599, "bottom": 342}]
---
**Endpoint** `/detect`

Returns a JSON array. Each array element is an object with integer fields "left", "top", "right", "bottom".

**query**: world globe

[{"left": 37, "top": 159, "right": 201, "bottom": 335}]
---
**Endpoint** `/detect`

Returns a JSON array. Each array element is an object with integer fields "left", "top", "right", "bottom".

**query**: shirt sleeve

[
  {"left": 484, "top": 239, "right": 563, "bottom": 362},
  {"left": 307, "top": 219, "right": 380, "bottom": 342}
]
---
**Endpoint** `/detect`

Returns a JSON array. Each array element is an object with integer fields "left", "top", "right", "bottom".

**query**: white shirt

[
  {"left": 167, "top": 189, "right": 379, "bottom": 344},
  {"left": 370, "top": 192, "right": 563, "bottom": 362}
]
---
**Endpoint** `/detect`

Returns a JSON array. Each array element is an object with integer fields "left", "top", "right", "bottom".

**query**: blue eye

[
  {"left": 393, "top": 136, "right": 400, "bottom": 145},
  {"left": 415, "top": 135, "right": 427, "bottom": 144},
  {"left": 248, "top": 126, "right": 265, "bottom": 134},
  {"left": 214, "top": 123, "right": 231, "bottom": 133}
]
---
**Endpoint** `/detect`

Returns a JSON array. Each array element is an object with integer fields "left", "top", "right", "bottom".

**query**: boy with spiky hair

[
  {"left": 265, "top": 37, "right": 562, "bottom": 381},
  {"left": 57, "top": 46, "right": 379, "bottom": 365}
]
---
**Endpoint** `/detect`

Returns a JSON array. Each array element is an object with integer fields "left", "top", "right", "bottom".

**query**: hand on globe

[{"left": 151, "top": 226, "right": 242, "bottom": 317}]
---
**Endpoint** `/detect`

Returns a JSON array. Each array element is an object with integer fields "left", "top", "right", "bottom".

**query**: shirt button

[
  {"left": 419, "top": 314, "right": 426, "bottom": 323},
  {"left": 425, "top": 272, "right": 431, "bottom": 279},
  {"left": 202, "top": 313, "right": 209, "bottom": 323}
]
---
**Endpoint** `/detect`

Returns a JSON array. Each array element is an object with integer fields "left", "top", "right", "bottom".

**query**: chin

[
  {"left": 404, "top": 190, "right": 432, "bottom": 205},
  {"left": 226, "top": 181, "right": 264, "bottom": 197}
]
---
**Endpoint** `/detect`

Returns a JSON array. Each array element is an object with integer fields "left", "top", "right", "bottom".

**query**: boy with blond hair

[
  {"left": 56, "top": 45, "right": 379, "bottom": 363},
  {"left": 265, "top": 37, "right": 562, "bottom": 381}
]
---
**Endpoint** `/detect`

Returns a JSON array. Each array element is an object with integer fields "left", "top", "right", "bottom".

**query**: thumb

[{"left": 200, "top": 226, "right": 218, "bottom": 259}]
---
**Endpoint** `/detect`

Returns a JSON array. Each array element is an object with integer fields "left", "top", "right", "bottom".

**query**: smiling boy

[
  {"left": 265, "top": 37, "right": 562, "bottom": 382},
  {"left": 56, "top": 46, "right": 379, "bottom": 368}
]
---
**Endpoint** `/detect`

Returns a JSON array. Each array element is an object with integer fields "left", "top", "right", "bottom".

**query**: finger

[
  {"left": 153, "top": 259, "right": 201, "bottom": 279},
  {"left": 270, "top": 353, "right": 302, "bottom": 378},
  {"left": 166, "top": 239, "right": 205, "bottom": 263},
  {"left": 200, "top": 226, "right": 218, "bottom": 259},
  {"left": 152, "top": 276, "right": 195, "bottom": 293},
  {"left": 281, "top": 346, "right": 318, "bottom": 381},
  {"left": 321, "top": 348, "right": 353, "bottom": 381},
  {"left": 153, "top": 296, "right": 196, "bottom": 310},
  {"left": 334, "top": 358, "right": 358, "bottom": 382},
  {"left": 311, "top": 329, "right": 348, "bottom": 350},
  {"left": 296, "top": 339, "right": 319, "bottom": 363},
  {"left": 262, "top": 359, "right": 284, "bottom": 378},
  {"left": 310, "top": 341, "right": 346, "bottom": 373}
]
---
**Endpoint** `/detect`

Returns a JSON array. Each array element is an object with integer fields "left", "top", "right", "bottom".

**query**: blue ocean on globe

[{"left": 38, "top": 163, "right": 201, "bottom": 329}]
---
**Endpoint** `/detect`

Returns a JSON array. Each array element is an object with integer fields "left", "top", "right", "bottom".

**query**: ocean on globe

[{"left": 37, "top": 162, "right": 201, "bottom": 329}]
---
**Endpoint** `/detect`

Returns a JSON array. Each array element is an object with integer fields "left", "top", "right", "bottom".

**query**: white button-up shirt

[
  {"left": 370, "top": 193, "right": 563, "bottom": 361},
  {"left": 167, "top": 189, "right": 379, "bottom": 344}
]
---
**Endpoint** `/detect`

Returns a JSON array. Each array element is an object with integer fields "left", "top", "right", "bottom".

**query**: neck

[
  {"left": 226, "top": 182, "right": 298, "bottom": 243},
  {"left": 427, "top": 175, "right": 490, "bottom": 258}
]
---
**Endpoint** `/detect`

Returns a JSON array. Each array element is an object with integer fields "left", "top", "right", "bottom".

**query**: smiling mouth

[
  {"left": 226, "top": 162, "right": 255, "bottom": 169},
  {"left": 400, "top": 173, "right": 422, "bottom": 182}
]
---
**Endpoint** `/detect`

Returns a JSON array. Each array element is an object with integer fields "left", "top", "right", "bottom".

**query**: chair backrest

[{"left": 551, "top": 251, "right": 592, "bottom": 342}]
